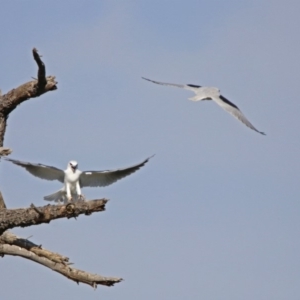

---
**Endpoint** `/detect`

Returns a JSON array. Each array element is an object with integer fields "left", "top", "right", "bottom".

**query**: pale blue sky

[{"left": 1, "top": 1, "right": 300, "bottom": 299}]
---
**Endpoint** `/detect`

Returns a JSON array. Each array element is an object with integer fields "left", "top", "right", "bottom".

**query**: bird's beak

[{"left": 71, "top": 166, "right": 76, "bottom": 173}]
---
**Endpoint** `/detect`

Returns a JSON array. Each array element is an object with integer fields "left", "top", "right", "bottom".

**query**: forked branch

[{"left": 0, "top": 48, "right": 57, "bottom": 147}]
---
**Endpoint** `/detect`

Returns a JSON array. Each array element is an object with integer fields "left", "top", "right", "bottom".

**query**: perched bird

[
  {"left": 142, "top": 77, "right": 265, "bottom": 135},
  {"left": 6, "top": 156, "right": 153, "bottom": 203}
]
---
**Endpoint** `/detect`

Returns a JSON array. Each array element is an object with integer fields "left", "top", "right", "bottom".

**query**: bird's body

[
  {"left": 58, "top": 160, "right": 82, "bottom": 202},
  {"left": 6, "top": 157, "right": 153, "bottom": 203},
  {"left": 142, "top": 77, "right": 265, "bottom": 135}
]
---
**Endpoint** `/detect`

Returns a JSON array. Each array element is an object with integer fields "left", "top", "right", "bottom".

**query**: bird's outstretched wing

[
  {"left": 213, "top": 95, "right": 266, "bottom": 135},
  {"left": 142, "top": 77, "right": 201, "bottom": 93},
  {"left": 80, "top": 156, "right": 153, "bottom": 188},
  {"left": 5, "top": 158, "right": 65, "bottom": 182}
]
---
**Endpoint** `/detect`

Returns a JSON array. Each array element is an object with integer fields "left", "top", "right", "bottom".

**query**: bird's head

[{"left": 69, "top": 160, "right": 78, "bottom": 173}]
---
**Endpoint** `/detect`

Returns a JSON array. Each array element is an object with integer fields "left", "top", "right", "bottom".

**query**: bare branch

[
  {"left": 0, "top": 231, "right": 122, "bottom": 288},
  {"left": 32, "top": 48, "right": 47, "bottom": 88},
  {"left": 0, "top": 48, "right": 57, "bottom": 147},
  {"left": 0, "top": 199, "right": 108, "bottom": 234},
  {"left": 0, "top": 192, "right": 6, "bottom": 210}
]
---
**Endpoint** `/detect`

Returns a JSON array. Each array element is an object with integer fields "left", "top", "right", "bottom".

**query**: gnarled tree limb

[
  {"left": 0, "top": 231, "right": 122, "bottom": 288},
  {"left": 0, "top": 48, "right": 57, "bottom": 147},
  {"left": 0, "top": 199, "right": 108, "bottom": 234}
]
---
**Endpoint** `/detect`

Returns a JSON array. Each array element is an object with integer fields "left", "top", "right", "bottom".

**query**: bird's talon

[{"left": 78, "top": 195, "right": 85, "bottom": 202}]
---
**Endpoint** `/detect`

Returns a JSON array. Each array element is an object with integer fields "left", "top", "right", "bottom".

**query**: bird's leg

[
  {"left": 66, "top": 183, "right": 73, "bottom": 203},
  {"left": 76, "top": 182, "right": 85, "bottom": 201}
]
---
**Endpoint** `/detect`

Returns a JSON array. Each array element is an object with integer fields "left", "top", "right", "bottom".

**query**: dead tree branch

[
  {"left": 0, "top": 199, "right": 108, "bottom": 234},
  {"left": 0, "top": 231, "right": 122, "bottom": 288},
  {"left": 0, "top": 192, "right": 6, "bottom": 210},
  {"left": 0, "top": 48, "right": 57, "bottom": 147},
  {"left": 32, "top": 47, "right": 47, "bottom": 88}
]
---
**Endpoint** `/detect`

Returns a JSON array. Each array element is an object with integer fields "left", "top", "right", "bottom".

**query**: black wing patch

[
  {"left": 219, "top": 95, "right": 239, "bottom": 110},
  {"left": 187, "top": 84, "right": 201, "bottom": 88}
]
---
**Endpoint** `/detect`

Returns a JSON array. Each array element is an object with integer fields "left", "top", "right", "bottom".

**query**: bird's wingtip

[
  {"left": 4, "top": 157, "right": 15, "bottom": 163},
  {"left": 145, "top": 154, "right": 155, "bottom": 162}
]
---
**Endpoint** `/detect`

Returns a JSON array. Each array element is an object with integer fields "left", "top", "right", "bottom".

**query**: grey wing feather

[
  {"left": 5, "top": 158, "right": 65, "bottom": 182},
  {"left": 80, "top": 155, "right": 153, "bottom": 188},
  {"left": 142, "top": 77, "right": 200, "bottom": 93},
  {"left": 213, "top": 95, "right": 266, "bottom": 135}
]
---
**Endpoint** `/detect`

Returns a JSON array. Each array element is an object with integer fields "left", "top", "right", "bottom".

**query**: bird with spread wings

[
  {"left": 6, "top": 156, "right": 153, "bottom": 203},
  {"left": 142, "top": 77, "right": 265, "bottom": 135}
]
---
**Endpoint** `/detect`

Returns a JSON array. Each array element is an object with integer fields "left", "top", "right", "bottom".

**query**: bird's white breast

[{"left": 64, "top": 170, "right": 82, "bottom": 183}]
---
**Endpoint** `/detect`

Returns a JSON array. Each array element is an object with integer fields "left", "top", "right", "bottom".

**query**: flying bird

[
  {"left": 6, "top": 156, "right": 153, "bottom": 203},
  {"left": 142, "top": 77, "right": 265, "bottom": 135}
]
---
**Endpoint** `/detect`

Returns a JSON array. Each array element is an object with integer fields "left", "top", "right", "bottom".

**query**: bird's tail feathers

[
  {"left": 44, "top": 189, "right": 66, "bottom": 203},
  {"left": 188, "top": 96, "right": 202, "bottom": 101}
]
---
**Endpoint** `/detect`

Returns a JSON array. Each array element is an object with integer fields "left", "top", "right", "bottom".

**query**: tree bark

[{"left": 0, "top": 199, "right": 108, "bottom": 234}]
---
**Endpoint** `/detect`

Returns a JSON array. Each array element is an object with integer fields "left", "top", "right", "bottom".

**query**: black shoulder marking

[
  {"left": 187, "top": 84, "right": 201, "bottom": 88},
  {"left": 219, "top": 95, "right": 239, "bottom": 110}
]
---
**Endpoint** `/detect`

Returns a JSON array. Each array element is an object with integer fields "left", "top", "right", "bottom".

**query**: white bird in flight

[
  {"left": 142, "top": 77, "right": 265, "bottom": 135},
  {"left": 6, "top": 156, "right": 153, "bottom": 203}
]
